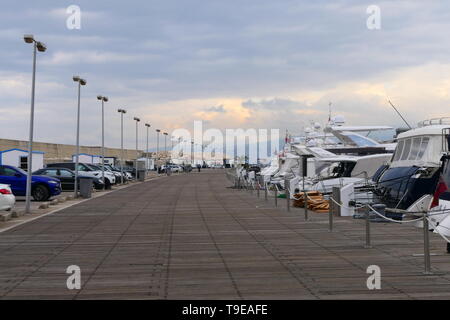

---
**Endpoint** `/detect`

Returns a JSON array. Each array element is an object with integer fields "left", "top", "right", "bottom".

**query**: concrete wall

[
  {"left": 0, "top": 138, "right": 144, "bottom": 164},
  {"left": 0, "top": 138, "right": 173, "bottom": 167}
]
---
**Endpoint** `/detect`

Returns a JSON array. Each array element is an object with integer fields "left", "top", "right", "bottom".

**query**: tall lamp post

[
  {"left": 117, "top": 108, "right": 126, "bottom": 184},
  {"left": 72, "top": 76, "right": 86, "bottom": 199},
  {"left": 163, "top": 132, "right": 168, "bottom": 164},
  {"left": 23, "top": 35, "right": 46, "bottom": 214},
  {"left": 191, "top": 140, "right": 194, "bottom": 166},
  {"left": 97, "top": 95, "right": 108, "bottom": 189},
  {"left": 145, "top": 123, "right": 151, "bottom": 174},
  {"left": 133, "top": 117, "right": 140, "bottom": 180},
  {"left": 156, "top": 129, "right": 161, "bottom": 170}
]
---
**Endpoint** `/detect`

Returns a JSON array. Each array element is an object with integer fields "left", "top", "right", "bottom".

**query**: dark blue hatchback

[{"left": 0, "top": 165, "right": 61, "bottom": 201}]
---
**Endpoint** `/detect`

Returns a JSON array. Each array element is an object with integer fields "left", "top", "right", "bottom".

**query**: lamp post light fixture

[
  {"left": 133, "top": 117, "right": 141, "bottom": 180},
  {"left": 117, "top": 109, "right": 127, "bottom": 184},
  {"left": 23, "top": 34, "right": 46, "bottom": 214},
  {"left": 145, "top": 123, "right": 151, "bottom": 175},
  {"left": 97, "top": 95, "right": 108, "bottom": 189},
  {"left": 72, "top": 76, "right": 87, "bottom": 199}
]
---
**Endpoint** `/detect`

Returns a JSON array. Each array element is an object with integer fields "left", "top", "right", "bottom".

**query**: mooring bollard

[
  {"left": 302, "top": 179, "right": 308, "bottom": 221},
  {"left": 423, "top": 213, "right": 432, "bottom": 274},
  {"left": 285, "top": 179, "right": 290, "bottom": 212},
  {"left": 304, "top": 194, "right": 308, "bottom": 220},
  {"left": 274, "top": 188, "right": 278, "bottom": 207},
  {"left": 365, "top": 209, "right": 372, "bottom": 248},
  {"left": 264, "top": 183, "right": 268, "bottom": 201},
  {"left": 329, "top": 197, "right": 334, "bottom": 232}
]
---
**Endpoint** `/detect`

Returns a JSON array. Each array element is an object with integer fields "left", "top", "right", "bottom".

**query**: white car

[
  {"left": 170, "top": 165, "right": 182, "bottom": 173},
  {"left": 0, "top": 184, "right": 15, "bottom": 211},
  {"left": 83, "top": 164, "right": 116, "bottom": 185}
]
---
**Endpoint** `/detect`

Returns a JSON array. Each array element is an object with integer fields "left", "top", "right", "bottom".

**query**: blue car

[{"left": 0, "top": 165, "right": 61, "bottom": 201}]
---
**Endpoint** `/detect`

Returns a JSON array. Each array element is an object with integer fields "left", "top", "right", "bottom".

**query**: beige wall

[{"left": 0, "top": 138, "right": 174, "bottom": 166}]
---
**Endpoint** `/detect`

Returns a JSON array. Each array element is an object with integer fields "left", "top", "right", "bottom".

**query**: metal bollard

[
  {"left": 365, "top": 209, "right": 372, "bottom": 248},
  {"left": 264, "top": 184, "right": 268, "bottom": 201},
  {"left": 257, "top": 182, "right": 260, "bottom": 198},
  {"left": 329, "top": 198, "right": 334, "bottom": 232},
  {"left": 303, "top": 180, "right": 308, "bottom": 221},
  {"left": 274, "top": 188, "right": 278, "bottom": 207},
  {"left": 423, "top": 214, "right": 432, "bottom": 274},
  {"left": 285, "top": 179, "right": 290, "bottom": 212}
]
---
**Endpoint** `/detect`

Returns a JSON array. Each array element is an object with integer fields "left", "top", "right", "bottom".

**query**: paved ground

[{"left": 1, "top": 170, "right": 450, "bottom": 299}]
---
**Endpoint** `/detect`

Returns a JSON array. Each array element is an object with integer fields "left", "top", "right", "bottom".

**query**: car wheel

[{"left": 32, "top": 184, "right": 50, "bottom": 201}]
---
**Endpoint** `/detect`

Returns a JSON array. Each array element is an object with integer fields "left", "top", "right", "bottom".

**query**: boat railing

[{"left": 418, "top": 117, "right": 450, "bottom": 127}]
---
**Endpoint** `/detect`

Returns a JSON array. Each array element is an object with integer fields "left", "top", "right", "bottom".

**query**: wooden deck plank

[{"left": 0, "top": 170, "right": 449, "bottom": 299}]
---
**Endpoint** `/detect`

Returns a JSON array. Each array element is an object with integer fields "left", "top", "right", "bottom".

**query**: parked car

[
  {"left": 84, "top": 164, "right": 117, "bottom": 184},
  {"left": 0, "top": 184, "right": 15, "bottom": 211},
  {"left": 104, "top": 164, "right": 129, "bottom": 182},
  {"left": 33, "top": 167, "right": 105, "bottom": 190},
  {"left": 169, "top": 165, "right": 182, "bottom": 173},
  {"left": 0, "top": 165, "right": 61, "bottom": 201},
  {"left": 46, "top": 162, "right": 116, "bottom": 188}
]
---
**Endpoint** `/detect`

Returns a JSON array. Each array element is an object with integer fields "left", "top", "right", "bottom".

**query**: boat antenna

[
  {"left": 387, "top": 99, "right": 412, "bottom": 129},
  {"left": 328, "top": 102, "right": 332, "bottom": 122}
]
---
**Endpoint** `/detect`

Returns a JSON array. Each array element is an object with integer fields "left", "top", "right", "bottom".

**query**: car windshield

[
  {"left": 87, "top": 164, "right": 101, "bottom": 170},
  {"left": 14, "top": 167, "right": 28, "bottom": 175}
]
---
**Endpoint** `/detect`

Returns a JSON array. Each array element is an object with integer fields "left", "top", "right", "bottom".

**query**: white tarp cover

[
  {"left": 260, "top": 156, "right": 279, "bottom": 176},
  {"left": 274, "top": 154, "right": 300, "bottom": 177},
  {"left": 351, "top": 154, "right": 392, "bottom": 177}
]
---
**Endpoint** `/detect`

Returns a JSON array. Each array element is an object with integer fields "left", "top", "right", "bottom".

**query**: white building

[
  {"left": 72, "top": 153, "right": 116, "bottom": 165},
  {"left": 0, "top": 148, "right": 45, "bottom": 171},
  {"left": 137, "top": 157, "right": 155, "bottom": 170}
]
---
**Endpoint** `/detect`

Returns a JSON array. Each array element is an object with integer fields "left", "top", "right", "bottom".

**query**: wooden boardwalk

[{"left": 1, "top": 170, "right": 450, "bottom": 299}]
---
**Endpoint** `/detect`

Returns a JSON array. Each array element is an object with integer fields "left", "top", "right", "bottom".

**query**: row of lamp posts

[{"left": 23, "top": 34, "right": 171, "bottom": 213}]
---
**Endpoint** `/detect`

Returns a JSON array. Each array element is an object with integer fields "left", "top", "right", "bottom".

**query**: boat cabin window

[
  {"left": 392, "top": 140, "right": 404, "bottom": 162},
  {"left": 400, "top": 139, "right": 411, "bottom": 160},
  {"left": 392, "top": 136, "right": 430, "bottom": 162}
]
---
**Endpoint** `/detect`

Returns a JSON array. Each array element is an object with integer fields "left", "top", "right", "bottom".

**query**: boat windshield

[
  {"left": 375, "top": 166, "right": 439, "bottom": 209},
  {"left": 341, "top": 133, "right": 378, "bottom": 147}
]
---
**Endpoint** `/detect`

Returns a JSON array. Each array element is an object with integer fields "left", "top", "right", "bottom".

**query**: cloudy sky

[{"left": 1, "top": 0, "right": 450, "bottom": 152}]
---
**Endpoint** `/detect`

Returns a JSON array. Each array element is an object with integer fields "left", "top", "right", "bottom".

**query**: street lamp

[
  {"left": 163, "top": 132, "right": 169, "bottom": 165},
  {"left": 73, "top": 76, "right": 87, "bottom": 198},
  {"left": 145, "top": 123, "right": 151, "bottom": 174},
  {"left": 23, "top": 34, "right": 46, "bottom": 214},
  {"left": 156, "top": 129, "right": 161, "bottom": 169},
  {"left": 118, "top": 109, "right": 127, "bottom": 184},
  {"left": 191, "top": 140, "right": 194, "bottom": 166},
  {"left": 97, "top": 95, "right": 108, "bottom": 189},
  {"left": 133, "top": 117, "right": 140, "bottom": 180}
]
